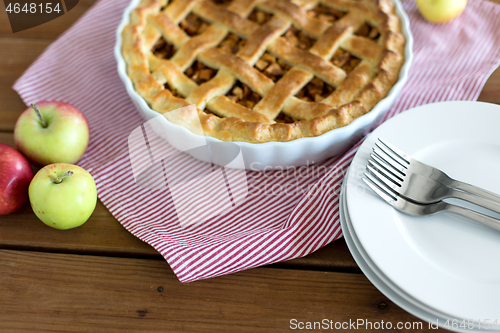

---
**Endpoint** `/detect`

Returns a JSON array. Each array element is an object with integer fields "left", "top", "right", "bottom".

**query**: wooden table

[{"left": 1, "top": 2, "right": 499, "bottom": 331}]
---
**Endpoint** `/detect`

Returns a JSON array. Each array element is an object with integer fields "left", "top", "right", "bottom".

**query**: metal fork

[
  {"left": 369, "top": 138, "right": 500, "bottom": 214},
  {"left": 362, "top": 172, "right": 500, "bottom": 231}
]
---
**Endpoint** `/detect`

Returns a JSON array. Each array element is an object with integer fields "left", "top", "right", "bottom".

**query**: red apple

[
  {"left": 0, "top": 144, "right": 34, "bottom": 215},
  {"left": 14, "top": 101, "right": 90, "bottom": 166}
]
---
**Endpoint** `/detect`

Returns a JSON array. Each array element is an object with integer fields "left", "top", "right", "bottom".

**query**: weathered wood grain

[
  {"left": 0, "top": 38, "right": 52, "bottom": 131},
  {"left": 0, "top": 249, "right": 436, "bottom": 332},
  {"left": 478, "top": 69, "right": 500, "bottom": 104}
]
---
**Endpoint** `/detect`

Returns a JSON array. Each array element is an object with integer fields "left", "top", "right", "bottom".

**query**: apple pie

[{"left": 121, "top": 0, "right": 405, "bottom": 142}]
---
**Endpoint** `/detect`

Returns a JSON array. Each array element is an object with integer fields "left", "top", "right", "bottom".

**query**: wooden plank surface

[
  {"left": 0, "top": 249, "right": 434, "bottom": 332},
  {"left": 0, "top": 0, "right": 97, "bottom": 131},
  {"left": 0, "top": 38, "right": 53, "bottom": 131}
]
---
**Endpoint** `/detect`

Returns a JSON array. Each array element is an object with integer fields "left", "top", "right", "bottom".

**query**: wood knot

[{"left": 137, "top": 309, "right": 149, "bottom": 317}]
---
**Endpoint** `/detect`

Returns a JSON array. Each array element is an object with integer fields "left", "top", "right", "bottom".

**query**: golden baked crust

[{"left": 122, "top": 0, "right": 405, "bottom": 143}]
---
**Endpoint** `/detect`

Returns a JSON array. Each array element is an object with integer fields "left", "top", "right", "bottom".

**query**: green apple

[
  {"left": 29, "top": 163, "right": 97, "bottom": 230},
  {"left": 416, "top": 0, "right": 467, "bottom": 23},
  {"left": 14, "top": 101, "right": 90, "bottom": 166}
]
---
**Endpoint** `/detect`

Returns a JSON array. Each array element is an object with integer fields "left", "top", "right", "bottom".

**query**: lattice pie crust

[{"left": 122, "top": 0, "right": 405, "bottom": 142}]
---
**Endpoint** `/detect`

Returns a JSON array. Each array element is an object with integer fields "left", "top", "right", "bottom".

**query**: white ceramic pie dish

[{"left": 115, "top": 0, "right": 413, "bottom": 170}]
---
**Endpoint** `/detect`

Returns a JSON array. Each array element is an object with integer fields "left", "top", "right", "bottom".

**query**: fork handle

[
  {"left": 445, "top": 204, "right": 500, "bottom": 232},
  {"left": 449, "top": 180, "right": 500, "bottom": 213}
]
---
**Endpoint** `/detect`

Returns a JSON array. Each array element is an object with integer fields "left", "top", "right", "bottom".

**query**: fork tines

[
  {"left": 377, "top": 138, "right": 411, "bottom": 165},
  {"left": 364, "top": 138, "right": 409, "bottom": 204},
  {"left": 368, "top": 138, "right": 414, "bottom": 186},
  {"left": 369, "top": 153, "right": 404, "bottom": 182},
  {"left": 362, "top": 172, "right": 397, "bottom": 203}
]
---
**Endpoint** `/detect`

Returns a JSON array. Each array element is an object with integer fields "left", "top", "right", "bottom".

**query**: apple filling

[
  {"left": 152, "top": 37, "right": 177, "bottom": 59},
  {"left": 248, "top": 9, "right": 272, "bottom": 25},
  {"left": 222, "top": 77, "right": 298, "bottom": 124},
  {"left": 283, "top": 26, "right": 316, "bottom": 50},
  {"left": 212, "top": 0, "right": 233, "bottom": 7},
  {"left": 184, "top": 61, "right": 218, "bottom": 86},
  {"left": 180, "top": 13, "right": 209, "bottom": 37},
  {"left": 295, "top": 77, "right": 335, "bottom": 103},
  {"left": 309, "top": 5, "right": 346, "bottom": 23},
  {"left": 331, "top": 49, "right": 361, "bottom": 74},
  {"left": 355, "top": 22, "right": 380, "bottom": 40},
  {"left": 274, "top": 112, "right": 296, "bottom": 123},
  {"left": 218, "top": 33, "right": 247, "bottom": 55},
  {"left": 226, "top": 81, "right": 262, "bottom": 109},
  {"left": 256, "top": 52, "right": 292, "bottom": 83}
]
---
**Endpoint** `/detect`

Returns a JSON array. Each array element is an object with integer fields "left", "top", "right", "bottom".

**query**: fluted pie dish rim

[{"left": 115, "top": 0, "right": 413, "bottom": 168}]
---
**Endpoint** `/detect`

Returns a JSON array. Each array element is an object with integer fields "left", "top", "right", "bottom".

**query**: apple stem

[
  {"left": 54, "top": 171, "right": 73, "bottom": 184},
  {"left": 31, "top": 103, "right": 47, "bottom": 128}
]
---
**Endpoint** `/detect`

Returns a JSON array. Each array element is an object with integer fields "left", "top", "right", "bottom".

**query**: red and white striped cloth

[{"left": 14, "top": 0, "right": 500, "bottom": 282}]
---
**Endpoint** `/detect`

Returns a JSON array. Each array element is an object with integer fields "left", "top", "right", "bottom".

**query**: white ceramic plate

[
  {"left": 346, "top": 101, "right": 500, "bottom": 324},
  {"left": 115, "top": 0, "right": 413, "bottom": 170},
  {"left": 340, "top": 169, "right": 500, "bottom": 332}
]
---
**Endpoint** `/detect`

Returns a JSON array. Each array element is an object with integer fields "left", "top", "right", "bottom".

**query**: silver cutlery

[
  {"left": 362, "top": 171, "right": 500, "bottom": 231},
  {"left": 369, "top": 138, "right": 500, "bottom": 214}
]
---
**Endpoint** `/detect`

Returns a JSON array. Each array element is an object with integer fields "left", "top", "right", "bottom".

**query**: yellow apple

[
  {"left": 416, "top": 0, "right": 467, "bottom": 24},
  {"left": 14, "top": 101, "right": 89, "bottom": 166},
  {"left": 29, "top": 163, "right": 97, "bottom": 230}
]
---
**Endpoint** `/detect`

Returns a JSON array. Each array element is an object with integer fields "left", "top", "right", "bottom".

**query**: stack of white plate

[{"left": 340, "top": 101, "right": 500, "bottom": 332}]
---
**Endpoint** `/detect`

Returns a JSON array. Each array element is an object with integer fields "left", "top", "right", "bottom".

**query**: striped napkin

[{"left": 14, "top": 0, "right": 500, "bottom": 282}]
